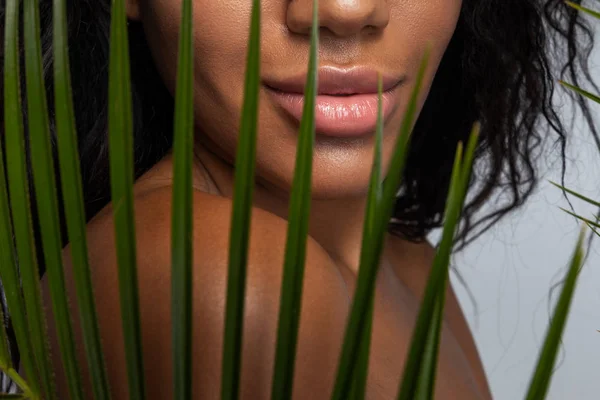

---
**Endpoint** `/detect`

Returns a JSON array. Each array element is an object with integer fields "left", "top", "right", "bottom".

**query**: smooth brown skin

[{"left": 39, "top": 0, "right": 494, "bottom": 399}]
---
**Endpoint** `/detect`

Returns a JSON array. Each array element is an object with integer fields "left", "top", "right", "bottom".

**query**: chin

[
  {"left": 308, "top": 182, "right": 371, "bottom": 200},
  {"left": 300, "top": 170, "right": 373, "bottom": 200}
]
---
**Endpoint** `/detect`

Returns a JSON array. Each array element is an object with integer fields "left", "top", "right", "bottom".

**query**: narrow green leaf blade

[
  {"left": 349, "top": 296, "right": 374, "bottom": 400},
  {"left": 559, "top": 207, "right": 600, "bottom": 229},
  {"left": 52, "top": 0, "right": 112, "bottom": 397},
  {"left": 525, "top": 227, "right": 586, "bottom": 400},
  {"left": 0, "top": 299, "right": 11, "bottom": 371},
  {"left": 398, "top": 123, "right": 480, "bottom": 400},
  {"left": 348, "top": 74, "right": 385, "bottom": 400},
  {"left": 7, "top": 0, "right": 60, "bottom": 397},
  {"left": 1, "top": 0, "right": 40, "bottom": 395},
  {"left": 25, "top": 0, "right": 90, "bottom": 396},
  {"left": 330, "top": 48, "right": 431, "bottom": 400},
  {"left": 413, "top": 292, "right": 443, "bottom": 400},
  {"left": 271, "top": 3, "right": 318, "bottom": 399},
  {"left": 558, "top": 80, "right": 600, "bottom": 104},
  {"left": 397, "top": 143, "right": 463, "bottom": 400},
  {"left": 564, "top": 1, "right": 600, "bottom": 20},
  {"left": 221, "top": 0, "right": 261, "bottom": 399},
  {"left": 108, "top": 0, "right": 145, "bottom": 398},
  {"left": 585, "top": 222, "right": 600, "bottom": 238},
  {"left": 549, "top": 181, "right": 600, "bottom": 208},
  {"left": 2, "top": 367, "right": 34, "bottom": 399},
  {"left": 170, "top": 0, "right": 194, "bottom": 399}
]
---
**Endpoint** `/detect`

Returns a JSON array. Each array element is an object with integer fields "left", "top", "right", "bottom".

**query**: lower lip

[{"left": 266, "top": 85, "right": 400, "bottom": 137}]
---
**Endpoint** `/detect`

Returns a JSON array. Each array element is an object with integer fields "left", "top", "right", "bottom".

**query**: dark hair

[
  {"left": 395, "top": 0, "right": 599, "bottom": 249},
  {"left": 0, "top": 0, "right": 598, "bottom": 382}
]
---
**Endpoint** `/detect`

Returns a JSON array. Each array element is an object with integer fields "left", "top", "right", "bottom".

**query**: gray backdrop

[{"left": 433, "top": 25, "right": 600, "bottom": 400}]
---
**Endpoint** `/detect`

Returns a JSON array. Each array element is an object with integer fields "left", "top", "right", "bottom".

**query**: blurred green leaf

[
  {"left": 108, "top": 0, "right": 146, "bottom": 398},
  {"left": 564, "top": 1, "right": 600, "bottom": 20},
  {"left": 5, "top": 0, "right": 58, "bottom": 398},
  {"left": 403, "top": 143, "right": 463, "bottom": 400},
  {"left": 0, "top": 0, "right": 39, "bottom": 386},
  {"left": 559, "top": 207, "right": 600, "bottom": 229},
  {"left": 558, "top": 80, "right": 600, "bottom": 104},
  {"left": 585, "top": 222, "right": 600, "bottom": 238},
  {"left": 270, "top": 2, "right": 319, "bottom": 399},
  {"left": 525, "top": 226, "right": 586, "bottom": 400},
  {"left": 398, "top": 123, "right": 480, "bottom": 400},
  {"left": 52, "top": 0, "right": 112, "bottom": 397},
  {"left": 0, "top": 300, "right": 12, "bottom": 371},
  {"left": 2, "top": 368, "right": 34, "bottom": 399},
  {"left": 170, "top": 0, "right": 194, "bottom": 398},
  {"left": 1, "top": 0, "right": 40, "bottom": 395},
  {"left": 413, "top": 293, "right": 442, "bottom": 400},
  {"left": 221, "top": 0, "right": 261, "bottom": 399},
  {"left": 25, "top": 0, "right": 89, "bottom": 397},
  {"left": 549, "top": 181, "right": 600, "bottom": 208},
  {"left": 330, "top": 48, "right": 431, "bottom": 400},
  {"left": 348, "top": 74, "right": 385, "bottom": 400}
]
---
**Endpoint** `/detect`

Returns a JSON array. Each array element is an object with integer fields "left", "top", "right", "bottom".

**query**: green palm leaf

[
  {"left": 170, "top": 0, "right": 194, "bottom": 398},
  {"left": 397, "top": 123, "right": 479, "bottom": 400},
  {"left": 24, "top": 0, "right": 83, "bottom": 393},
  {"left": 559, "top": 207, "right": 600, "bottom": 229},
  {"left": 549, "top": 181, "right": 600, "bottom": 208},
  {"left": 330, "top": 48, "right": 431, "bottom": 400},
  {"left": 564, "top": 1, "right": 600, "bottom": 20},
  {"left": 270, "top": 2, "right": 319, "bottom": 399},
  {"left": 5, "top": 0, "right": 56, "bottom": 397},
  {"left": 0, "top": 304, "right": 33, "bottom": 398},
  {"left": 221, "top": 0, "right": 261, "bottom": 399},
  {"left": 413, "top": 293, "right": 443, "bottom": 400},
  {"left": 108, "top": 0, "right": 146, "bottom": 398},
  {"left": 412, "top": 124, "right": 479, "bottom": 400},
  {"left": 0, "top": 300, "right": 11, "bottom": 373},
  {"left": 524, "top": 226, "right": 586, "bottom": 400},
  {"left": 347, "top": 74, "right": 385, "bottom": 400},
  {"left": 558, "top": 80, "right": 600, "bottom": 105},
  {"left": 1, "top": 1, "right": 39, "bottom": 392},
  {"left": 52, "top": 0, "right": 112, "bottom": 396}
]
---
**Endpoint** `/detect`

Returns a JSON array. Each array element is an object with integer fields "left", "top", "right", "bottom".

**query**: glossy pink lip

[{"left": 264, "top": 66, "right": 403, "bottom": 137}]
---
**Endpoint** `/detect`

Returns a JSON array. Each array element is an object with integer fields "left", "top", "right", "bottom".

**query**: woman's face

[{"left": 130, "top": 0, "right": 462, "bottom": 199}]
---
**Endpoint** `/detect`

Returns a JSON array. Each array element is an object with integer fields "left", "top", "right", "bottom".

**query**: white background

[{"left": 433, "top": 22, "right": 600, "bottom": 400}]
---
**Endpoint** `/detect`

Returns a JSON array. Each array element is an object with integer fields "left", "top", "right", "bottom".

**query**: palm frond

[
  {"left": 108, "top": 0, "right": 146, "bottom": 397},
  {"left": 525, "top": 227, "right": 586, "bottom": 400},
  {"left": 330, "top": 48, "right": 431, "bottom": 400},
  {"left": 347, "top": 74, "right": 385, "bottom": 400},
  {"left": 221, "top": 0, "right": 261, "bottom": 399},
  {"left": 52, "top": 0, "right": 112, "bottom": 396},
  {"left": 170, "top": 0, "right": 195, "bottom": 398},
  {"left": 271, "top": 3, "right": 319, "bottom": 399},
  {"left": 398, "top": 123, "right": 479, "bottom": 400}
]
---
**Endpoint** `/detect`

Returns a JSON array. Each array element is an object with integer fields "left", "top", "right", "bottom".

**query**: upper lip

[{"left": 263, "top": 66, "right": 403, "bottom": 95}]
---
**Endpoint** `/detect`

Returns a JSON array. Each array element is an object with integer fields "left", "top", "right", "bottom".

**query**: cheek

[{"left": 140, "top": 0, "right": 253, "bottom": 98}]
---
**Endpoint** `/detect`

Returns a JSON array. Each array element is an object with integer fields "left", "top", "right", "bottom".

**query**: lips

[{"left": 264, "top": 66, "right": 403, "bottom": 137}]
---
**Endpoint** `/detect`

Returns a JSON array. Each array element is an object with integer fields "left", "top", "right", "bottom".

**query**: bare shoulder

[{"left": 46, "top": 188, "right": 350, "bottom": 400}]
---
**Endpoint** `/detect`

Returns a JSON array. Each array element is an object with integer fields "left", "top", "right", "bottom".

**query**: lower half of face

[{"left": 140, "top": 0, "right": 462, "bottom": 199}]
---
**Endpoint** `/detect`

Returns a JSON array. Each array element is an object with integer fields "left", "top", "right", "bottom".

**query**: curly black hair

[
  {"left": 395, "top": 0, "right": 599, "bottom": 249},
  {"left": 0, "top": 0, "right": 598, "bottom": 384}
]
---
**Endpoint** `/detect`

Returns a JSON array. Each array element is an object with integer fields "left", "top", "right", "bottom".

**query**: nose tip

[{"left": 287, "top": 0, "right": 390, "bottom": 37}]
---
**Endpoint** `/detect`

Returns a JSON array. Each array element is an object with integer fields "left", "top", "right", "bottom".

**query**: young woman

[{"left": 2, "top": 0, "right": 597, "bottom": 398}]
